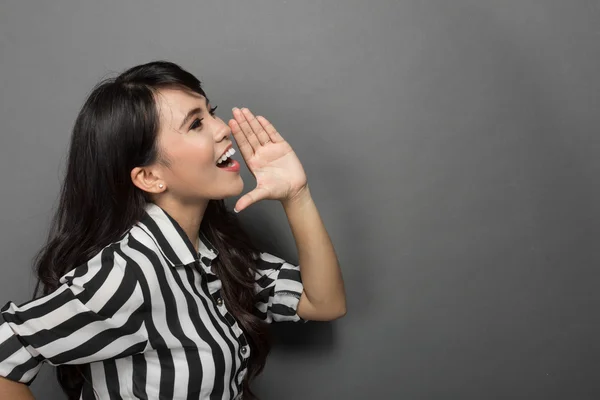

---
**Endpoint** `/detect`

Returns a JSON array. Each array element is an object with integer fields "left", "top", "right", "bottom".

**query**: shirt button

[{"left": 216, "top": 298, "right": 223, "bottom": 306}]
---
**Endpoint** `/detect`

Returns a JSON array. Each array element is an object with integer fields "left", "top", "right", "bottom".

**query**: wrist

[{"left": 281, "top": 185, "right": 312, "bottom": 209}]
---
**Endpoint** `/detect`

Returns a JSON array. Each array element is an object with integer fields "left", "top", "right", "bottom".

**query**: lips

[{"left": 219, "top": 159, "right": 240, "bottom": 172}]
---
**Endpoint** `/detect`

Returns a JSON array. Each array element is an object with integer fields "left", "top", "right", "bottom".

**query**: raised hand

[{"left": 229, "top": 107, "right": 307, "bottom": 212}]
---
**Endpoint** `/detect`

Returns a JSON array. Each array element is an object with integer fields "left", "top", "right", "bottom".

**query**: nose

[{"left": 214, "top": 116, "right": 232, "bottom": 143}]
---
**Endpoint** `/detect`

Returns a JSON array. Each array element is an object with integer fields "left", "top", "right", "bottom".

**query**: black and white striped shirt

[{"left": 0, "top": 203, "right": 304, "bottom": 399}]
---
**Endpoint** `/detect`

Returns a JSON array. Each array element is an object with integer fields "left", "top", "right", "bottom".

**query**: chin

[
  {"left": 218, "top": 177, "right": 244, "bottom": 199},
  {"left": 232, "top": 176, "right": 244, "bottom": 194}
]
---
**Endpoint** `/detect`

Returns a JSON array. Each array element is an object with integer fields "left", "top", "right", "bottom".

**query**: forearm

[
  {"left": 282, "top": 186, "right": 346, "bottom": 319},
  {"left": 0, "top": 377, "right": 35, "bottom": 400}
]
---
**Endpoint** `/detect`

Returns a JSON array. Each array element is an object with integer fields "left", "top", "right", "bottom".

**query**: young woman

[{"left": 0, "top": 61, "right": 346, "bottom": 400}]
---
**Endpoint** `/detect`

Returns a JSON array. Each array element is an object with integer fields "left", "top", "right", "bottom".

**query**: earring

[{"left": 158, "top": 184, "right": 164, "bottom": 189}]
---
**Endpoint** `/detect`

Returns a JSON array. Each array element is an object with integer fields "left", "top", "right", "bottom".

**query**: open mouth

[{"left": 216, "top": 148, "right": 236, "bottom": 168}]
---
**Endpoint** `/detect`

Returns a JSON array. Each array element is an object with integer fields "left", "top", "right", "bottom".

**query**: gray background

[{"left": 1, "top": 0, "right": 599, "bottom": 399}]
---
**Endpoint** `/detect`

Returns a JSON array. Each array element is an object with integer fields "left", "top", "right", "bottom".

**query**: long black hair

[{"left": 32, "top": 61, "right": 270, "bottom": 399}]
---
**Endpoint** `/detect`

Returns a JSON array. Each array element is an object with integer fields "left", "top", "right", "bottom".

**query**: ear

[{"left": 131, "top": 166, "right": 166, "bottom": 194}]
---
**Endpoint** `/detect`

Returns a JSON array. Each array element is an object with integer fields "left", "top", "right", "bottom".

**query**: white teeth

[{"left": 217, "top": 148, "right": 236, "bottom": 164}]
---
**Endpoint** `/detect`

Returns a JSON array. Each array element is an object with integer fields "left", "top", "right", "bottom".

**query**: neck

[{"left": 153, "top": 196, "right": 209, "bottom": 252}]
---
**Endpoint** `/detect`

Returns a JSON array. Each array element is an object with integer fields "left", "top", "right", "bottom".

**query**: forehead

[{"left": 155, "top": 87, "right": 207, "bottom": 129}]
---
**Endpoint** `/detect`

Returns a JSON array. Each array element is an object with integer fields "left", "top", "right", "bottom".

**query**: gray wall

[{"left": 1, "top": 0, "right": 599, "bottom": 399}]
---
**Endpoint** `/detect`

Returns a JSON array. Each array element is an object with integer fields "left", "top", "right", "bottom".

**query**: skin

[
  {"left": 0, "top": 88, "right": 346, "bottom": 398},
  {"left": 0, "top": 378, "right": 35, "bottom": 399}
]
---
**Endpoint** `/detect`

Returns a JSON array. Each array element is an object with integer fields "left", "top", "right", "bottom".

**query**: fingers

[
  {"left": 232, "top": 107, "right": 278, "bottom": 147},
  {"left": 241, "top": 108, "right": 271, "bottom": 145},
  {"left": 256, "top": 115, "right": 283, "bottom": 143},
  {"left": 232, "top": 108, "right": 261, "bottom": 151},
  {"left": 234, "top": 187, "right": 270, "bottom": 213},
  {"left": 228, "top": 118, "right": 254, "bottom": 159}
]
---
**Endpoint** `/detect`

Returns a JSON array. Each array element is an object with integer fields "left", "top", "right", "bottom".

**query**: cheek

[{"left": 171, "top": 136, "right": 215, "bottom": 170}]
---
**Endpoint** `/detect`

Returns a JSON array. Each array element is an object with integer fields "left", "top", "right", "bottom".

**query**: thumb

[{"left": 234, "top": 187, "right": 269, "bottom": 213}]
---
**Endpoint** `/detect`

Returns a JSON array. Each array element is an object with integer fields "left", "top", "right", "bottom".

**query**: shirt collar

[{"left": 139, "top": 202, "right": 219, "bottom": 267}]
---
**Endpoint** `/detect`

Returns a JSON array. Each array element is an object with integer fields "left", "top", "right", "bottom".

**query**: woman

[{"left": 0, "top": 61, "right": 346, "bottom": 400}]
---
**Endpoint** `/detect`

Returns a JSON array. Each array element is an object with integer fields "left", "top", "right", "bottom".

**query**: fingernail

[
  {"left": 232, "top": 107, "right": 239, "bottom": 113},
  {"left": 233, "top": 208, "right": 239, "bottom": 213}
]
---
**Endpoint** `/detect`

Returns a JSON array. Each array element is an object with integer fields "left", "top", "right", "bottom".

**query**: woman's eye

[
  {"left": 190, "top": 118, "right": 203, "bottom": 130},
  {"left": 189, "top": 105, "right": 217, "bottom": 130}
]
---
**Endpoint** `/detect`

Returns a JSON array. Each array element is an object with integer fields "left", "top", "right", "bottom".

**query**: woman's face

[{"left": 153, "top": 87, "right": 243, "bottom": 202}]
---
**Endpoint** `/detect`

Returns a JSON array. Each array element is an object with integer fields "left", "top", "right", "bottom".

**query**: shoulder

[
  {"left": 255, "top": 251, "right": 288, "bottom": 269},
  {"left": 254, "top": 251, "right": 299, "bottom": 278},
  {"left": 58, "top": 224, "right": 164, "bottom": 289},
  {"left": 104, "top": 223, "right": 165, "bottom": 265},
  {"left": 256, "top": 251, "right": 286, "bottom": 264},
  {"left": 50, "top": 235, "right": 148, "bottom": 318}
]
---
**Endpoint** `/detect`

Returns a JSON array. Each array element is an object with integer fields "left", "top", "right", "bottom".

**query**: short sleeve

[
  {"left": 0, "top": 245, "right": 148, "bottom": 385},
  {"left": 253, "top": 252, "right": 306, "bottom": 323}
]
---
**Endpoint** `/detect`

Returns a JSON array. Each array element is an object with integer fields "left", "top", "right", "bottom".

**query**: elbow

[
  {"left": 326, "top": 290, "right": 347, "bottom": 320},
  {"left": 324, "top": 300, "right": 347, "bottom": 321},
  {"left": 300, "top": 291, "right": 347, "bottom": 321},
  {"left": 334, "top": 302, "right": 347, "bottom": 320},
  {"left": 305, "top": 301, "right": 347, "bottom": 322}
]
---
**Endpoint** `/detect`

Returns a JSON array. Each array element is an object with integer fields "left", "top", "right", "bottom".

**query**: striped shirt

[{"left": 0, "top": 203, "right": 305, "bottom": 399}]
